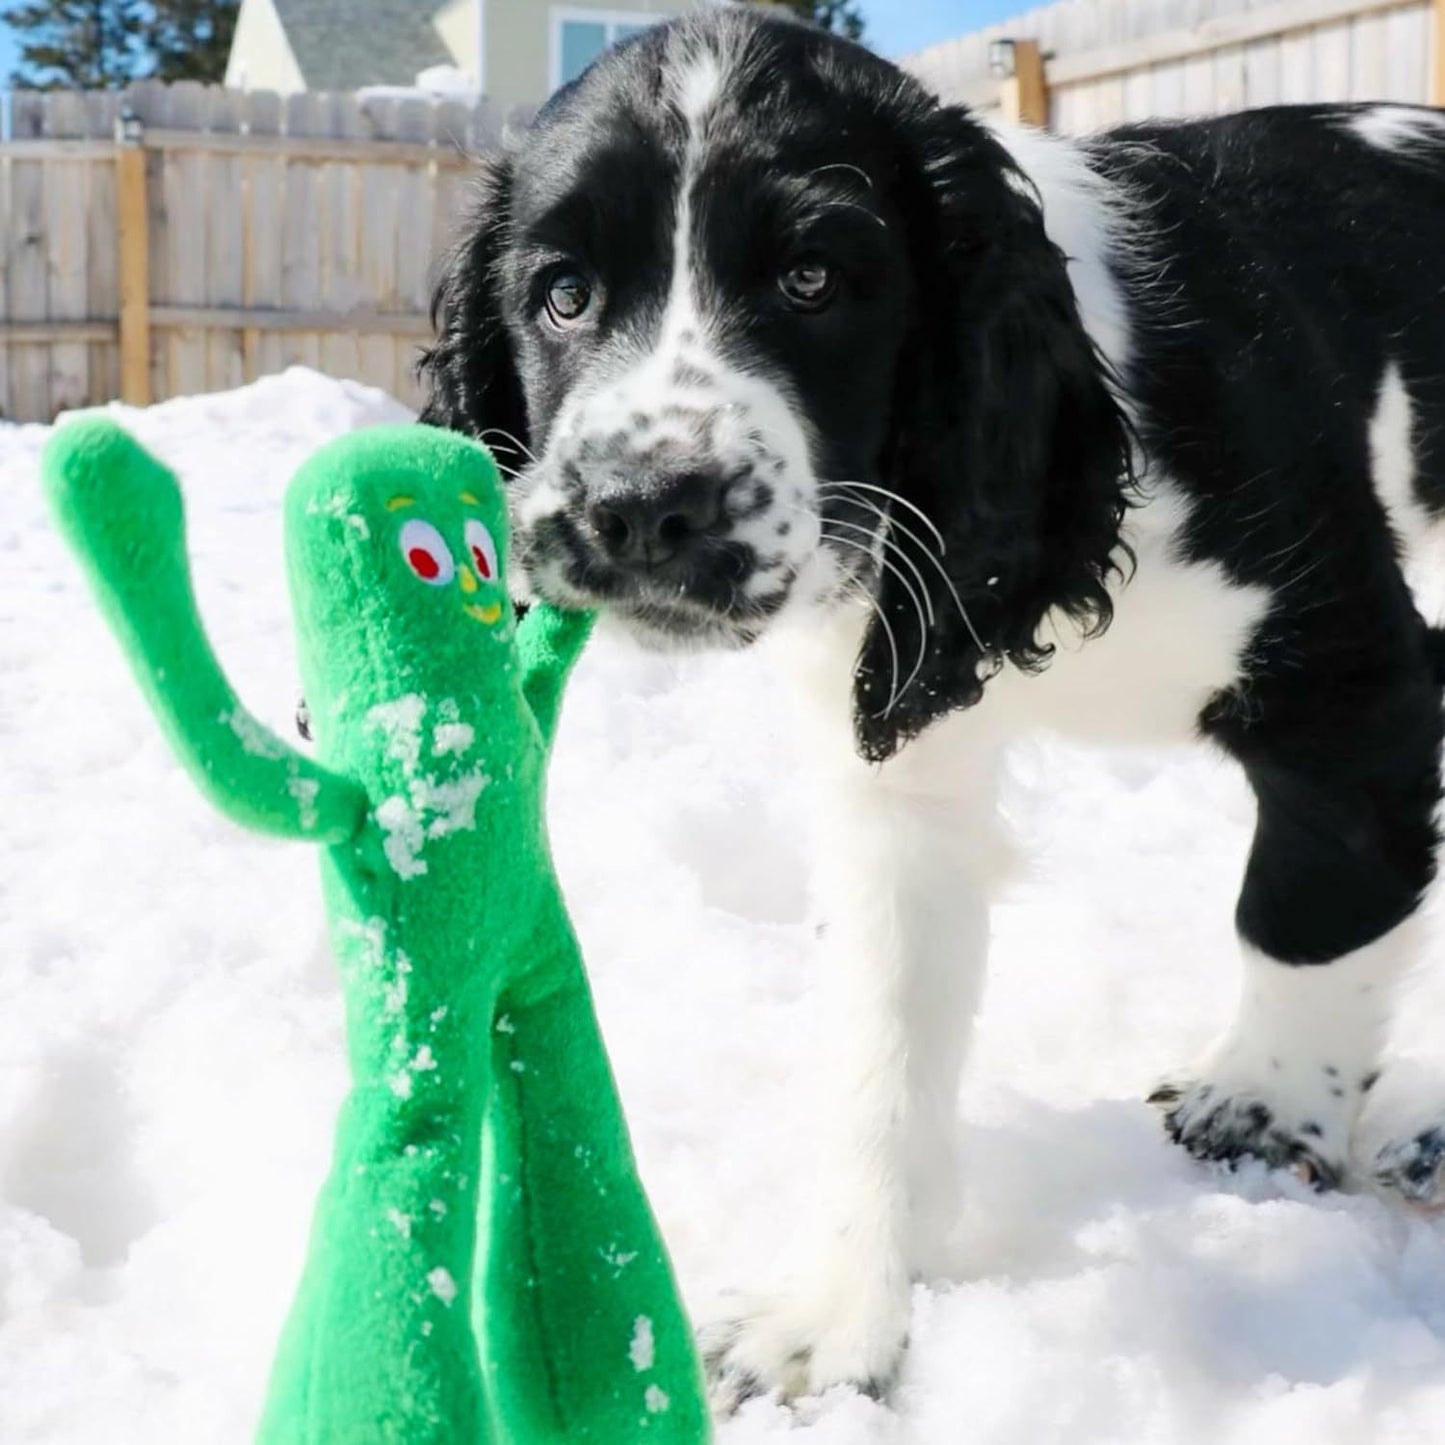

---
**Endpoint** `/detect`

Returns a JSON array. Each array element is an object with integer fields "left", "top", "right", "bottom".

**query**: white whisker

[
  {"left": 816, "top": 480, "right": 947, "bottom": 556},
  {"left": 819, "top": 482, "right": 990, "bottom": 655},
  {"left": 824, "top": 515, "right": 936, "bottom": 627},
  {"left": 823, "top": 530, "right": 921, "bottom": 716},
  {"left": 479, "top": 428, "right": 540, "bottom": 467},
  {"left": 806, "top": 162, "right": 875, "bottom": 191}
]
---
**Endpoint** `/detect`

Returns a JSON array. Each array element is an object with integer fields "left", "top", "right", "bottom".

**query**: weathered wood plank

[
  {"left": 391, "top": 101, "right": 436, "bottom": 399},
  {"left": 138, "top": 128, "right": 472, "bottom": 166},
  {"left": 1384, "top": 4, "right": 1428, "bottom": 99},
  {"left": 1350, "top": 11, "right": 1390, "bottom": 96},
  {"left": 1045, "top": 0, "right": 1422, "bottom": 85},
  {"left": 240, "top": 90, "right": 283, "bottom": 383},
  {"left": 319, "top": 97, "right": 367, "bottom": 386},
  {"left": 11, "top": 91, "right": 48, "bottom": 140},
  {"left": 8, "top": 98, "right": 51, "bottom": 420},
  {"left": 205, "top": 88, "right": 246, "bottom": 393},
  {"left": 281, "top": 92, "right": 326, "bottom": 372},
  {"left": 0, "top": 320, "right": 117, "bottom": 342},
  {"left": 43, "top": 92, "right": 90, "bottom": 412},
  {"left": 1122, "top": 63, "right": 1154, "bottom": 117},
  {"left": 1152, "top": 58, "right": 1188, "bottom": 113},
  {"left": 1213, "top": 42, "right": 1248, "bottom": 108},
  {"left": 144, "top": 146, "right": 168, "bottom": 405},
  {"left": 149, "top": 306, "right": 429, "bottom": 333},
  {"left": 1434, "top": 0, "right": 1445, "bottom": 102},
  {"left": 1244, "top": 36, "right": 1283, "bottom": 102},
  {"left": 164, "top": 83, "right": 210, "bottom": 400},
  {"left": 83, "top": 108, "right": 121, "bottom": 403},
  {"left": 357, "top": 98, "right": 400, "bottom": 396},
  {"left": 1278, "top": 29, "right": 1316, "bottom": 100},
  {"left": 0, "top": 140, "right": 114, "bottom": 160},
  {"left": 0, "top": 148, "right": 10, "bottom": 421},
  {"left": 1313, "top": 18, "right": 1354, "bottom": 96}
]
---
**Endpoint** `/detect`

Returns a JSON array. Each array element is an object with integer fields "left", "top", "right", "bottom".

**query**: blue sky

[
  {"left": 859, "top": 0, "right": 1025, "bottom": 57},
  {"left": 0, "top": 3, "right": 1017, "bottom": 84}
]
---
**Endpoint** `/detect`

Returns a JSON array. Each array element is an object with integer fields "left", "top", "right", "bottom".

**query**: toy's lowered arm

[
  {"left": 43, "top": 419, "right": 366, "bottom": 844},
  {"left": 516, "top": 603, "right": 596, "bottom": 750}
]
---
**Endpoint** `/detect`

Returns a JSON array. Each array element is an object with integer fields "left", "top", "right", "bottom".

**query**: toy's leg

[
  {"left": 477, "top": 972, "right": 709, "bottom": 1443},
  {"left": 257, "top": 1080, "right": 494, "bottom": 1445}
]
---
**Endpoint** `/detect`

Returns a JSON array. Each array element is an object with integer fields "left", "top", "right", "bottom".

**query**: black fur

[
  {"left": 419, "top": 156, "right": 529, "bottom": 466},
  {"left": 856, "top": 102, "right": 1134, "bottom": 761},
  {"left": 1092, "top": 110, "right": 1445, "bottom": 966}
]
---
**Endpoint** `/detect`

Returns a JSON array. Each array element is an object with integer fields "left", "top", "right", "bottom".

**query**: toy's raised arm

[
  {"left": 43, "top": 420, "right": 366, "bottom": 844},
  {"left": 516, "top": 603, "right": 596, "bottom": 749}
]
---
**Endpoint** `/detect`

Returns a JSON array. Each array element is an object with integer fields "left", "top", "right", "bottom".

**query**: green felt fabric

[{"left": 42, "top": 419, "right": 709, "bottom": 1445}]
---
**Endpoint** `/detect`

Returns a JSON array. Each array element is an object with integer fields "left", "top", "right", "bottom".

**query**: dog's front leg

[{"left": 704, "top": 663, "right": 1007, "bottom": 1408}]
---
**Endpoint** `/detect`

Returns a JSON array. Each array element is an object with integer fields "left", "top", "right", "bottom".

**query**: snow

[
  {"left": 356, "top": 65, "right": 479, "bottom": 107},
  {"left": 631, "top": 1313, "right": 658, "bottom": 1372},
  {"left": 4, "top": 367, "right": 1445, "bottom": 1443}
]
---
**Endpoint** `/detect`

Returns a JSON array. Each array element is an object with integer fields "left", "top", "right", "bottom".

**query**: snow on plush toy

[{"left": 42, "top": 419, "right": 709, "bottom": 1444}]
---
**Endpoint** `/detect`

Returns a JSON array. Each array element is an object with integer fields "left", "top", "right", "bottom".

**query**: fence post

[
  {"left": 998, "top": 39, "right": 1049, "bottom": 127},
  {"left": 115, "top": 107, "right": 151, "bottom": 407},
  {"left": 1434, "top": 0, "right": 1445, "bottom": 105}
]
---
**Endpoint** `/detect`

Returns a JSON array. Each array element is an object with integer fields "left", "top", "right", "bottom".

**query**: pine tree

[
  {"left": 2, "top": 0, "right": 149, "bottom": 88},
  {"left": 754, "top": 0, "right": 866, "bottom": 42},
  {"left": 150, "top": 0, "right": 239, "bottom": 83}
]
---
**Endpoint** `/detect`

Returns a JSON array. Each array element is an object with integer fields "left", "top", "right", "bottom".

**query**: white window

[{"left": 549, "top": 8, "right": 673, "bottom": 92}]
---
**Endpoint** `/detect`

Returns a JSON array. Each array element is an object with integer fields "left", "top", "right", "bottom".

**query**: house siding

[
  {"left": 433, "top": 0, "right": 477, "bottom": 79},
  {"left": 225, "top": 0, "right": 306, "bottom": 91},
  {"left": 486, "top": 0, "right": 705, "bottom": 114}
]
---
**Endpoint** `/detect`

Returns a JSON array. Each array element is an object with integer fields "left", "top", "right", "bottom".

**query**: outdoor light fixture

[
  {"left": 988, "top": 39, "right": 1018, "bottom": 78},
  {"left": 114, "top": 106, "right": 144, "bottom": 147}
]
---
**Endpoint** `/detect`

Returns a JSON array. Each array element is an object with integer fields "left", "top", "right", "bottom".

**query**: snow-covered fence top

[
  {"left": 0, "top": 82, "right": 507, "bottom": 424},
  {"left": 903, "top": 0, "right": 1439, "bottom": 134}
]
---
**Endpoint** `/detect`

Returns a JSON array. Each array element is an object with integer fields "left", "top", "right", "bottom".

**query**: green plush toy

[{"left": 42, "top": 420, "right": 709, "bottom": 1444}]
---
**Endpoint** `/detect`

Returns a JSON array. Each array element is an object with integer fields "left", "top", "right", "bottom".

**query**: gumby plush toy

[{"left": 42, "top": 419, "right": 709, "bottom": 1444}]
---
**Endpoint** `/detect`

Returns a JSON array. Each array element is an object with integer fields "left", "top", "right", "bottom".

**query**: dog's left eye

[
  {"left": 778, "top": 256, "right": 836, "bottom": 311},
  {"left": 544, "top": 269, "right": 593, "bottom": 328}
]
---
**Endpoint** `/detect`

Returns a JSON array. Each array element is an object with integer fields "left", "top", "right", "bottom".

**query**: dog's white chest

[{"left": 987, "top": 483, "right": 1271, "bottom": 746}]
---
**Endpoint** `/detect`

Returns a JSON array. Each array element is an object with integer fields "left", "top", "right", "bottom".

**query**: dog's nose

[{"left": 585, "top": 470, "right": 728, "bottom": 568}]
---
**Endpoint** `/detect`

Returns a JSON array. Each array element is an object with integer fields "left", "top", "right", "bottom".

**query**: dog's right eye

[{"left": 544, "top": 269, "right": 593, "bottom": 329}]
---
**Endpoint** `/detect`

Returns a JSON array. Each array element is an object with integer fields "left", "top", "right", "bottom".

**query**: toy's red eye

[
  {"left": 398, "top": 519, "right": 455, "bottom": 586},
  {"left": 464, "top": 518, "right": 499, "bottom": 582}
]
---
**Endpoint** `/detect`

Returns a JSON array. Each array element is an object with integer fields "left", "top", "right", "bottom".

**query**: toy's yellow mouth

[{"left": 456, "top": 564, "right": 501, "bottom": 624}]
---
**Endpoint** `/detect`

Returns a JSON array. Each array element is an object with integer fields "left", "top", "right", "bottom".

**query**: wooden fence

[
  {"left": 0, "top": 83, "right": 501, "bottom": 423},
  {"left": 905, "top": 0, "right": 1444, "bottom": 132}
]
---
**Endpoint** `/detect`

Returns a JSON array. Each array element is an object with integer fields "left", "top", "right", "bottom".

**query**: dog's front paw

[
  {"left": 1373, "top": 1127, "right": 1445, "bottom": 1209},
  {"left": 1150, "top": 1075, "right": 1346, "bottom": 1190},
  {"left": 699, "top": 1270, "right": 909, "bottom": 1415}
]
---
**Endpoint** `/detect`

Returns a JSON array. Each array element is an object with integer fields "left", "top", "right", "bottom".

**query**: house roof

[{"left": 272, "top": 0, "right": 453, "bottom": 90}]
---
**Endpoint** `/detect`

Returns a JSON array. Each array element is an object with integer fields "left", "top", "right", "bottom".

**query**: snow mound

[{"left": 3, "top": 370, "right": 1445, "bottom": 1443}]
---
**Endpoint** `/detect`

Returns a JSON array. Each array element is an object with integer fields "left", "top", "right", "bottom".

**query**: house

[{"left": 225, "top": 0, "right": 712, "bottom": 113}]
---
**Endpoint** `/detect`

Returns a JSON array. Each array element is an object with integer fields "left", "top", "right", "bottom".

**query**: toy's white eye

[
  {"left": 399, "top": 519, "right": 455, "bottom": 586},
  {"left": 464, "top": 518, "right": 499, "bottom": 583}
]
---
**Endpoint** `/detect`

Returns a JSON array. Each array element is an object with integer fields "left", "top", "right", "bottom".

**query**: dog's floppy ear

[
  {"left": 854, "top": 106, "right": 1133, "bottom": 763},
  {"left": 417, "top": 155, "right": 529, "bottom": 463}
]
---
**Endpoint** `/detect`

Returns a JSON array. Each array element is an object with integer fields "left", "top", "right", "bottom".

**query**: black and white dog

[{"left": 420, "top": 6, "right": 1445, "bottom": 1405}]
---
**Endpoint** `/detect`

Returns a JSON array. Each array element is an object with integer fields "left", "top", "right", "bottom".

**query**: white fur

[
  {"left": 986, "top": 121, "right": 1138, "bottom": 377},
  {"left": 1367, "top": 359, "right": 1445, "bottom": 626},
  {"left": 1349, "top": 105, "right": 1445, "bottom": 154},
  {"left": 1167, "top": 921, "right": 1420, "bottom": 1171},
  {"left": 1371, "top": 361, "right": 1425, "bottom": 550}
]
